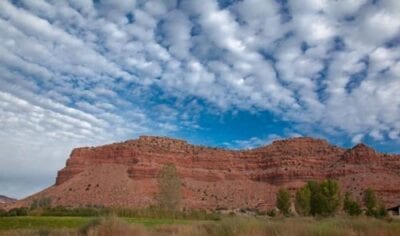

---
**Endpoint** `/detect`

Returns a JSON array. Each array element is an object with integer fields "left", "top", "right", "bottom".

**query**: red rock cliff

[{"left": 16, "top": 136, "right": 400, "bottom": 210}]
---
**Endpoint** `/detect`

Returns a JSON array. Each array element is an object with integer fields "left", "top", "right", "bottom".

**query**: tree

[
  {"left": 307, "top": 181, "right": 325, "bottom": 216},
  {"left": 306, "top": 179, "right": 341, "bottom": 216},
  {"left": 295, "top": 185, "right": 311, "bottom": 216},
  {"left": 276, "top": 188, "right": 291, "bottom": 216},
  {"left": 343, "top": 192, "right": 362, "bottom": 216},
  {"left": 157, "top": 163, "right": 181, "bottom": 211},
  {"left": 30, "top": 197, "right": 52, "bottom": 210},
  {"left": 363, "top": 188, "right": 377, "bottom": 216},
  {"left": 363, "top": 188, "right": 388, "bottom": 218},
  {"left": 319, "top": 179, "right": 341, "bottom": 216}
]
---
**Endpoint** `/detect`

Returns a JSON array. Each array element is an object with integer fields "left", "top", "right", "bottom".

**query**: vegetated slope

[{"left": 11, "top": 136, "right": 400, "bottom": 210}]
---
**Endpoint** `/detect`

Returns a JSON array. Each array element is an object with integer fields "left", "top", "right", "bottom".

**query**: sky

[{"left": 0, "top": 0, "right": 399, "bottom": 198}]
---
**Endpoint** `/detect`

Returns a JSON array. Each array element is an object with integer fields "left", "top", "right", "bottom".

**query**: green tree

[
  {"left": 306, "top": 179, "right": 341, "bottom": 216},
  {"left": 343, "top": 192, "right": 362, "bottom": 216},
  {"left": 276, "top": 188, "right": 291, "bottom": 216},
  {"left": 295, "top": 185, "right": 311, "bottom": 216},
  {"left": 363, "top": 188, "right": 377, "bottom": 216},
  {"left": 307, "top": 181, "right": 325, "bottom": 216},
  {"left": 319, "top": 179, "right": 341, "bottom": 216},
  {"left": 157, "top": 163, "right": 181, "bottom": 212},
  {"left": 363, "top": 188, "right": 388, "bottom": 218},
  {"left": 30, "top": 197, "right": 52, "bottom": 210}
]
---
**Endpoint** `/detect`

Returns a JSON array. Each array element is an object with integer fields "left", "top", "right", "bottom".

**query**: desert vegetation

[
  {"left": 276, "top": 188, "right": 291, "bottom": 216},
  {"left": 343, "top": 192, "right": 362, "bottom": 216},
  {"left": 276, "top": 179, "right": 389, "bottom": 219}
]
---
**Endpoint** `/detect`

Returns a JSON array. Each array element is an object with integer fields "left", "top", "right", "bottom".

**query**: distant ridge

[
  {"left": 9, "top": 136, "right": 400, "bottom": 211},
  {"left": 0, "top": 195, "right": 16, "bottom": 204}
]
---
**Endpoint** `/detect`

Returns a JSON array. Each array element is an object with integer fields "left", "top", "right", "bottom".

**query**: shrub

[
  {"left": 79, "top": 218, "right": 102, "bottom": 235},
  {"left": 343, "top": 192, "right": 362, "bottom": 216},
  {"left": 295, "top": 185, "right": 311, "bottom": 216},
  {"left": 7, "top": 207, "right": 28, "bottom": 216},
  {"left": 40, "top": 206, "right": 110, "bottom": 217},
  {"left": 276, "top": 188, "right": 291, "bottom": 216},
  {"left": 255, "top": 209, "right": 267, "bottom": 216},
  {"left": 30, "top": 197, "right": 52, "bottom": 210},
  {"left": 266, "top": 209, "right": 276, "bottom": 217},
  {"left": 375, "top": 204, "right": 388, "bottom": 218},
  {"left": 363, "top": 188, "right": 378, "bottom": 216},
  {"left": 81, "top": 216, "right": 146, "bottom": 236},
  {"left": 361, "top": 188, "right": 389, "bottom": 218},
  {"left": 0, "top": 209, "right": 6, "bottom": 216}
]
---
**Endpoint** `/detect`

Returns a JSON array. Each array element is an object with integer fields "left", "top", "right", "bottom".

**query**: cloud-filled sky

[{"left": 0, "top": 0, "right": 399, "bottom": 198}]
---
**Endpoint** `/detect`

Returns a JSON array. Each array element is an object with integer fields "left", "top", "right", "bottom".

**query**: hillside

[
  {"left": 10, "top": 136, "right": 400, "bottom": 211},
  {"left": 0, "top": 195, "right": 16, "bottom": 206}
]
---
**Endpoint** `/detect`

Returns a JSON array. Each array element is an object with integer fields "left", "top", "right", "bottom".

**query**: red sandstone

[{"left": 10, "top": 136, "right": 400, "bottom": 210}]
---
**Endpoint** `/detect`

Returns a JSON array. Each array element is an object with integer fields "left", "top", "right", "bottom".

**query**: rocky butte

[{"left": 10, "top": 136, "right": 400, "bottom": 211}]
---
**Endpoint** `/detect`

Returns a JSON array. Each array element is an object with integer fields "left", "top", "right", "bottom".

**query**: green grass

[
  {"left": 1, "top": 215, "right": 400, "bottom": 236},
  {"left": 0, "top": 216, "right": 93, "bottom": 230},
  {"left": 124, "top": 217, "right": 206, "bottom": 227},
  {"left": 0, "top": 216, "right": 209, "bottom": 230}
]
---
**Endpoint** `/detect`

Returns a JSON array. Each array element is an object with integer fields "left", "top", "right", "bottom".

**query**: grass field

[
  {"left": 0, "top": 216, "right": 204, "bottom": 230},
  {"left": 1, "top": 215, "right": 400, "bottom": 235}
]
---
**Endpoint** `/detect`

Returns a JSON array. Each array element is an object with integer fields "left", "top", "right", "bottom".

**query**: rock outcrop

[
  {"left": 0, "top": 195, "right": 16, "bottom": 204},
  {"left": 0, "top": 195, "right": 16, "bottom": 209},
  {"left": 11, "top": 136, "right": 400, "bottom": 210}
]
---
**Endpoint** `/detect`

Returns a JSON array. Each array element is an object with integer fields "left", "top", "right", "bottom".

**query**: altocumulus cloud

[{"left": 0, "top": 0, "right": 399, "bottom": 198}]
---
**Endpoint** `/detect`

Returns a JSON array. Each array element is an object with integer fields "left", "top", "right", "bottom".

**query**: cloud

[
  {"left": 223, "top": 135, "right": 281, "bottom": 150},
  {"left": 0, "top": 0, "right": 399, "bottom": 197},
  {"left": 224, "top": 132, "right": 302, "bottom": 150}
]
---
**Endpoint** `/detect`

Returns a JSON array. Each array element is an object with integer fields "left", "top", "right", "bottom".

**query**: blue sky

[{"left": 0, "top": 0, "right": 400, "bottom": 198}]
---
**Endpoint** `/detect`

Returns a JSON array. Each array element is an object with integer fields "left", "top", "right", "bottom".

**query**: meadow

[{"left": 1, "top": 215, "right": 400, "bottom": 236}]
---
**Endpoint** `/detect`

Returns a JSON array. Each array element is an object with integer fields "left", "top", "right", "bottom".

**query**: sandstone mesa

[{"left": 9, "top": 136, "right": 400, "bottom": 211}]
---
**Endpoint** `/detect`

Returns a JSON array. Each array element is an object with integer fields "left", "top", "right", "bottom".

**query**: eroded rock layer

[{"left": 14, "top": 136, "right": 400, "bottom": 210}]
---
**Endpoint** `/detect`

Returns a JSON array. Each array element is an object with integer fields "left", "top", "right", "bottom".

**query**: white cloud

[
  {"left": 225, "top": 132, "right": 302, "bottom": 150},
  {"left": 160, "top": 10, "right": 192, "bottom": 59},
  {"left": 352, "top": 134, "right": 364, "bottom": 144},
  {"left": 223, "top": 135, "right": 280, "bottom": 150}
]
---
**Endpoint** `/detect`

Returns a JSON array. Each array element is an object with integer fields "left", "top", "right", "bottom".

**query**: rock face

[
  {"left": 0, "top": 195, "right": 16, "bottom": 204},
  {"left": 13, "top": 136, "right": 400, "bottom": 210},
  {"left": 0, "top": 195, "right": 16, "bottom": 209}
]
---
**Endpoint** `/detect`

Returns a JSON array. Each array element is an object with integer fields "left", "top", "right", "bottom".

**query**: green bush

[
  {"left": 266, "top": 209, "right": 276, "bottom": 217},
  {"left": 362, "top": 188, "right": 388, "bottom": 218},
  {"left": 30, "top": 197, "right": 52, "bottom": 210},
  {"left": 1, "top": 204, "right": 221, "bottom": 221},
  {"left": 295, "top": 185, "right": 311, "bottom": 216},
  {"left": 40, "top": 206, "right": 110, "bottom": 217},
  {"left": 343, "top": 192, "right": 362, "bottom": 216},
  {"left": 375, "top": 204, "right": 388, "bottom": 218},
  {"left": 0, "top": 209, "right": 6, "bottom": 216},
  {"left": 276, "top": 188, "right": 291, "bottom": 216},
  {"left": 6, "top": 207, "right": 28, "bottom": 216},
  {"left": 364, "top": 188, "right": 378, "bottom": 216}
]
